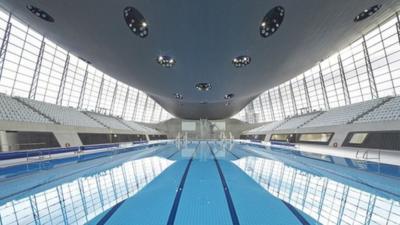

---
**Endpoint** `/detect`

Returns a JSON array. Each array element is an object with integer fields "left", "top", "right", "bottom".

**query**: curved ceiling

[{"left": 2, "top": 0, "right": 399, "bottom": 119}]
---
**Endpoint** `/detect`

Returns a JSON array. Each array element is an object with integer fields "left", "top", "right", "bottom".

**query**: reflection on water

[
  {"left": 0, "top": 156, "right": 173, "bottom": 225},
  {"left": 234, "top": 156, "right": 400, "bottom": 225}
]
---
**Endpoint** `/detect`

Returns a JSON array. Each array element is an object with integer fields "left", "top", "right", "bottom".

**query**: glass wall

[
  {"left": 234, "top": 12, "right": 400, "bottom": 123},
  {"left": 0, "top": 8, "right": 173, "bottom": 123}
]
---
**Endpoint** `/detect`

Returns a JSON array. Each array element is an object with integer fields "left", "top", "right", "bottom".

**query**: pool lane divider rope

[
  {"left": 166, "top": 144, "right": 198, "bottom": 225},
  {"left": 208, "top": 143, "right": 241, "bottom": 225}
]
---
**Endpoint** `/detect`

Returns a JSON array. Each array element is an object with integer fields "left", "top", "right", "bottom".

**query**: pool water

[{"left": 0, "top": 141, "right": 399, "bottom": 225}]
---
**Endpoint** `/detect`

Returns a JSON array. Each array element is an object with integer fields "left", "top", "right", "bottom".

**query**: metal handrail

[{"left": 355, "top": 149, "right": 381, "bottom": 161}]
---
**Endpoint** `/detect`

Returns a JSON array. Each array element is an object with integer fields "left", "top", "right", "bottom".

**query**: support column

[
  {"left": 396, "top": 12, "right": 400, "bottom": 44},
  {"left": 0, "top": 131, "right": 9, "bottom": 152},
  {"left": 258, "top": 96, "right": 266, "bottom": 122},
  {"left": 362, "top": 35, "right": 379, "bottom": 99},
  {"left": 378, "top": 24, "right": 397, "bottom": 96},
  {"left": 141, "top": 96, "right": 149, "bottom": 122},
  {"left": 289, "top": 81, "right": 298, "bottom": 114},
  {"left": 338, "top": 54, "right": 351, "bottom": 105},
  {"left": 11, "top": 27, "right": 29, "bottom": 96},
  {"left": 302, "top": 75, "right": 312, "bottom": 111},
  {"left": 131, "top": 91, "right": 140, "bottom": 121},
  {"left": 0, "top": 13, "right": 11, "bottom": 81},
  {"left": 267, "top": 91, "right": 275, "bottom": 121},
  {"left": 77, "top": 63, "right": 89, "bottom": 109},
  {"left": 121, "top": 88, "right": 130, "bottom": 119},
  {"left": 318, "top": 63, "right": 330, "bottom": 110},
  {"left": 110, "top": 82, "right": 119, "bottom": 115},
  {"left": 150, "top": 101, "right": 156, "bottom": 122},
  {"left": 95, "top": 76, "right": 105, "bottom": 113},
  {"left": 157, "top": 107, "right": 163, "bottom": 122},
  {"left": 56, "top": 53, "right": 70, "bottom": 106},
  {"left": 278, "top": 87, "right": 286, "bottom": 118},
  {"left": 29, "top": 37, "right": 45, "bottom": 100}
]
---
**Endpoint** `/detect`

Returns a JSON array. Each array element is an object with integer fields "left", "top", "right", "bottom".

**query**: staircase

[
  {"left": 14, "top": 97, "right": 59, "bottom": 124},
  {"left": 118, "top": 119, "right": 142, "bottom": 133},
  {"left": 298, "top": 111, "right": 325, "bottom": 128},
  {"left": 348, "top": 96, "right": 393, "bottom": 124},
  {"left": 82, "top": 111, "right": 110, "bottom": 129}
]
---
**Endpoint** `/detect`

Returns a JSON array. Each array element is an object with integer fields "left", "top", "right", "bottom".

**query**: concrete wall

[
  {"left": 257, "top": 120, "right": 400, "bottom": 147},
  {"left": 0, "top": 120, "right": 149, "bottom": 151},
  {"left": 152, "top": 118, "right": 263, "bottom": 139}
]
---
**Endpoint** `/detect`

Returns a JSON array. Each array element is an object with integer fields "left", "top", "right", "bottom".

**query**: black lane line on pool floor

[
  {"left": 96, "top": 146, "right": 196, "bottom": 225},
  {"left": 282, "top": 201, "right": 311, "bottom": 225},
  {"left": 208, "top": 143, "right": 241, "bottom": 225},
  {"left": 96, "top": 201, "right": 125, "bottom": 225},
  {"left": 214, "top": 142, "right": 240, "bottom": 159},
  {"left": 166, "top": 145, "right": 198, "bottom": 225},
  {"left": 166, "top": 149, "right": 179, "bottom": 159},
  {"left": 231, "top": 145, "right": 311, "bottom": 225}
]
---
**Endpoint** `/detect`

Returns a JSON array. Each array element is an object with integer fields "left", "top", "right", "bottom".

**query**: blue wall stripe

[
  {"left": 282, "top": 201, "right": 311, "bottom": 225},
  {"left": 96, "top": 200, "right": 125, "bottom": 225},
  {"left": 209, "top": 144, "right": 240, "bottom": 225},
  {"left": 166, "top": 149, "right": 196, "bottom": 225}
]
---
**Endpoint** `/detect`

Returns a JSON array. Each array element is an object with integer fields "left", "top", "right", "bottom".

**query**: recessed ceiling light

[
  {"left": 157, "top": 55, "right": 176, "bottom": 68},
  {"left": 195, "top": 83, "right": 212, "bottom": 92},
  {"left": 260, "top": 6, "right": 285, "bottom": 38},
  {"left": 174, "top": 93, "right": 183, "bottom": 100},
  {"left": 224, "top": 93, "right": 234, "bottom": 99},
  {"left": 354, "top": 4, "right": 382, "bottom": 22},
  {"left": 26, "top": 5, "right": 54, "bottom": 23},
  {"left": 123, "top": 6, "right": 148, "bottom": 38},
  {"left": 232, "top": 56, "right": 251, "bottom": 67}
]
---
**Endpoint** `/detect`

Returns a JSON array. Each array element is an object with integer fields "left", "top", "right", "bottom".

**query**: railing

[
  {"left": 355, "top": 149, "right": 381, "bottom": 161},
  {"left": 26, "top": 150, "right": 52, "bottom": 161},
  {"left": 0, "top": 141, "right": 148, "bottom": 161}
]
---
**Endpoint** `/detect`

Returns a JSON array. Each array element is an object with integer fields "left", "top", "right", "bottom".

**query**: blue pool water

[{"left": 0, "top": 141, "right": 399, "bottom": 225}]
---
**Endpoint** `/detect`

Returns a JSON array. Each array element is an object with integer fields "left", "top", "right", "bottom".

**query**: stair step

[{"left": 14, "top": 97, "right": 59, "bottom": 124}]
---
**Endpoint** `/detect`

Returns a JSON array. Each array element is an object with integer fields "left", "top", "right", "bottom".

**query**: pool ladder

[
  {"left": 26, "top": 150, "right": 52, "bottom": 161},
  {"left": 355, "top": 149, "right": 381, "bottom": 161},
  {"left": 26, "top": 151, "right": 52, "bottom": 171}
]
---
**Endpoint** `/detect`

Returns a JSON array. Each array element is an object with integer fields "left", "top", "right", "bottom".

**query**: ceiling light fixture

[
  {"left": 224, "top": 93, "right": 234, "bottom": 99},
  {"left": 195, "top": 83, "right": 212, "bottom": 92},
  {"left": 354, "top": 4, "right": 382, "bottom": 22},
  {"left": 157, "top": 55, "right": 176, "bottom": 68},
  {"left": 232, "top": 56, "right": 251, "bottom": 67},
  {"left": 26, "top": 5, "right": 55, "bottom": 23},
  {"left": 174, "top": 93, "right": 183, "bottom": 100},
  {"left": 260, "top": 6, "right": 285, "bottom": 38},
  {"left": 123, "top": 6, "right": 148, "bottom": 38}
]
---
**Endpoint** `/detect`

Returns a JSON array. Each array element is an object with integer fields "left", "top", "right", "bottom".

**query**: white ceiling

[{"left": 2, "top": 0, "right": 400, "bottom": 119}]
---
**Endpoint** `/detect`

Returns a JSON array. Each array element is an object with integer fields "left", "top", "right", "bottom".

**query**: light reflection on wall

[
  {"left": 234, "top": 157, "right": 400, "bottom": 225},
  {"left": 0, "top": 156, "right": 173, "bottom": 225}
]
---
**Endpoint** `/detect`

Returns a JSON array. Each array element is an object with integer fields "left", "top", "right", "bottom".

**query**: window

[
  {"left": 349, "top": 132, "right": 368, "bottom": 144},
  {"left": 298, "top": 133, "right": 333, "bottom": 144},
  {"left": 0, "top": 7, "right": 172, "bottom": 123}
]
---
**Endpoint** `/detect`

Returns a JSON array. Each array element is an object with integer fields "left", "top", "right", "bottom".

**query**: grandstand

[
  {"left": 0, "top": 94, "right": 51, "bottom": 124},
  {"left": 18, "top": 97, "right": 103, "bottom": 128}
]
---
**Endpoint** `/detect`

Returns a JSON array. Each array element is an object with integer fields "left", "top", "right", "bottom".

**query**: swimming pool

[{"left": 0, "top": 141, "right": 399, "bottom": 225}]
